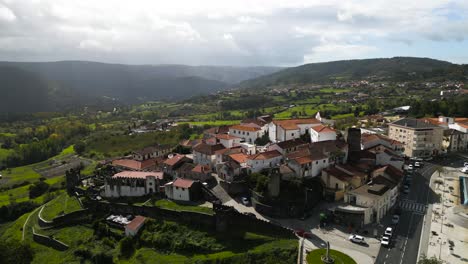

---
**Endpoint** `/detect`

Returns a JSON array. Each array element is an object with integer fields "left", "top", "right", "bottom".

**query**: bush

[
  {"left": 29, "top": 181, "right": 50, "bottom": 199},
  {"left": 119, "top": 237, "right": 135, "bottom": 258},
  {"left": 0, "top": 240, "right": 34, "bottom": 264}
]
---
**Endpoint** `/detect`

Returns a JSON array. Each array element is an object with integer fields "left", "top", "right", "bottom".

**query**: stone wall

[{"left": 32, "top": 228, "right": 69, "bottom": 251}]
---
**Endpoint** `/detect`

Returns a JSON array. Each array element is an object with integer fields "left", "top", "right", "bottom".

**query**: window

[
  {"left": 316, "top": 161, "right": 318, "bottom": 164},
  {"left": 323, "top": 160, "right": 326, "bottom": 163},
  {"left": 291, "top": 133, "right": 295, "bottom": 137},
  {"left": 247, "top": 132, "right": 250, "bottom": 135}
]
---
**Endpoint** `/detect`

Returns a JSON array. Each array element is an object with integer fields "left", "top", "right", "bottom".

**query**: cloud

[
  {"left": 0, "top": 0, "right": 467, "bottom": 65},
  {"left": 0, "top": 4, "right": 15, "bottom": 22}
]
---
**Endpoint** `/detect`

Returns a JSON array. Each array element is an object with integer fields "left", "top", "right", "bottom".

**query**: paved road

[{"left": 376, "top": 162, "right": 438, "bottom": 264}]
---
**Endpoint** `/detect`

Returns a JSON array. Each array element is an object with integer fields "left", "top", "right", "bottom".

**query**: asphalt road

[{"left": 375, "top": 161, "right": 437, "bottom": 264}]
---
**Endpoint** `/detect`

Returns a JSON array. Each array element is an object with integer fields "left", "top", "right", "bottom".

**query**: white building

[
  {"left": 310, "top": 125, "right": 337, "bottom": 143},
  {"left": 192, "top": 143, "right": 225, "bottom": 167},
  {"left": 344, "top": 183, "right": 393, "bottom": 224},
  {"left": 287, "top": 151, "right": 330, "bottom": 178},
  {"left": 268, "top": 118, "right": 321, "bottom": 143},
  {"left": 104, "top": 171, "right": 164, "bottom": 198},
  {"left": 164, "top": 178, "right": 201, "bottom": 202},
  {"left": 215, "top": 134, "right": 242, "bottom": 148},
  {"left": 246, "top": 150, "right": 283, "bottom": 173},
  {"left": 229, "top": 125, "right": 263, "bottom": 144}
]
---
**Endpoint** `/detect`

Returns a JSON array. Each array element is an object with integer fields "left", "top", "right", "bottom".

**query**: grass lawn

[
  {"left": 0, "top": 148, "right": 13, "bottom": 161},
  {"left": 274, "top": 104, "right": 318, "bottom": 119},
  {"left": 40, "top": 193, "right": 82, "bottom": 221},
  {"left": 319, "top": 88, "right": 351, "bottom": 93},
  {"left": 179, "top": 120, "right": 241, "bottom": 126},
  {"left": 306, "top": 249, "right": 357, "bottom": 264},
  {"left": 151, "top": 199, "right": 214, "bottom": 215},
  {"left": 332, "top": 113, "right": 355, "bottom": 119}
]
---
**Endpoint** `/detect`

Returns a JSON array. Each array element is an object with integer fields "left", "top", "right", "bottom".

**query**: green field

[
  {"left": 179, "top": 120, "right": 241, "bottom": 126},
  {"left": 306, "top": 249, "right": 357, "bottom": 264},
  {"left": 148, "top": 199, "right": 214, "bottom": 215},
  {"left": 319, "top": 88, "right": 351, "bottom": 93},
  {"left": 0, "top": 148, "right": 13, "bottom": 161},
  {"left": 40, "top": 193, "right": 82, "bottom": 221}
]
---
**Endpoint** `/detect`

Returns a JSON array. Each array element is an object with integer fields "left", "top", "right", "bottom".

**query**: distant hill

[
  {"left": 238, "top": 57, "right": 468, "bottom": 89},
  {"left": 0, "top": 61, "right": 281, "bottom": 112}
]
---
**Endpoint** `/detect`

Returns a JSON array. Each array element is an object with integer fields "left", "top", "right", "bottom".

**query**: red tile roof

[
  {"left": 173, "top": 178, "right": 195, "bottom": 188},
  {"left": 229, "top": 153, "right": 249, "bottom": 164},
  {"left": 164, "top": 154, "right": 188, "bottom": 166},
  {"left": 193, "top": 143, "right": 225, "bottom": 155},
  {"left": 112, "top": 158, "right": 158, "bottom": 170},
  {"left": 113, "top": 171, "right": 164, "bottom": 179},
  {"left": 274, "top": 118, "right": 320, "bottom": 130},
  {"left": 192, "top": 164, "right": 211, "bottom": 173},
  {"left": 126, "top": 216, "right": 146, "bottom": 231},
  {"left": 312, "top": 124, "right": 335, "bottom": 133},
  {"left": 247, "top": 150, "right": 282, "bottom": 160},
  {"left": 216, "top": 134, "right": 240, "bottom": 140},
  {"left": 230, "top": 125, "right": 261, "bottom": 132}
]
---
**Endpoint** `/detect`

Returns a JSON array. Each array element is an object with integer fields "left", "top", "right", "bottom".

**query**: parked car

[
  {"left": 464, "top": 161, "right": 468, "bottom": 167},
  {"left": 392, "top": 215, "right": 400, "bottom": 224},
  {"left": 384, "top": 227, "right": 393, "bottom": 237},
  {"left": 295, "top": 229, "right": 312, "bottom": 238},
  {"left": 414, "top": 162, "right": 421, "bottom": 168},
  {"left": 241, "top": 197, "right": 250, "bottom": 205},
  {"left": 461, "top": 167, "right": 468, "bottom": 174},
  {"left": 381, "top": 236, "right": 390, "bottom": 247},
  {"left": 349, "top": 234, "right": 365, "bottom": 244},
  {"left": 407, "top": 164, "right": 414, "bottom": 170}
]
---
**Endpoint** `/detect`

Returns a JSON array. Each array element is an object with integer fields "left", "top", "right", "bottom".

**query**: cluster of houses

[{"left": 99, "top": 113, "right": 468, "bottom": 228}]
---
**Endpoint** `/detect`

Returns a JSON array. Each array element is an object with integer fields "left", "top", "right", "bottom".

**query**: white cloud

[
  {"left": 0, "top": 0, "right": 466, "bottom": 65},
  {"left": 0, "top": 4, "right": 15, "bottom": 22}
]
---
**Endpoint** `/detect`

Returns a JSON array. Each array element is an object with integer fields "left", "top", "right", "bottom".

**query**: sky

[{"left": 0, "top": 0, "right": 467, "bottom": 66}]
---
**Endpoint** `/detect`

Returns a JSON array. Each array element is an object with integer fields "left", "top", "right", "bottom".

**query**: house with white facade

[
  {"left": 310, "top": 125, "right": 336, "bottom": 143},
  {"left": 268, "top": 118, "right": 321, "bottom": 143},
  {"left": 104, "top": 171, "right": 164, "bottom": 198},
  {"left": 192, "top": 142, "right": 225, "bottom": 167},
  {"left": 267, "top": 138, "right": 308, "bottom": 155},
  {"left": 443, "top": 129, "right": 468, "bottom": 152},
  {"left": 287, "top": 149, "right": 329, "bottom": 178},
  {"left": 132, "top": 144, "right": 172, "bottom": 161},
  {"left": 164, "top": 178, "right": 202, "bottom": 202},
  {"left": 246, "top": 150, "right": 283, "bottom": 173},
  {"left": 366, "top": 145, "right": 405, "bottom": 170},
  {"left": 215, "top": 134, "right": 242, "bottom": 148},
  {"left": 344, "top": 183, "right": 393, "bottom": 225},
  {"left": 229, "top": 125, "right": 263, "bottom": 144},
  {"left": 361, "top": 133, "right": 404, "bottom": 153},
  {"left": 321, "top": 165, "right": 366, "bottom": 201}
]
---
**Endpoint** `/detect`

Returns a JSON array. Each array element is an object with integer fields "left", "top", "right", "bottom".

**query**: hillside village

[{"left": 64, "top": 112, "right": 468, "bottom": 240}]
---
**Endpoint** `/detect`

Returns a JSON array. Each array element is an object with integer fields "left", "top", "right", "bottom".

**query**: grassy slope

[
  {"left": 306, "top": 249, "right": 357, "bottom": 264},
  {"left": 149, "top": 199, "right": 214, "bottom": 215},
  {"left": 40, "top": 193, "right": 82, "bottom": 221}
]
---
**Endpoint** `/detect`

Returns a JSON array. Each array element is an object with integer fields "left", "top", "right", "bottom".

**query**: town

[{"left": 9, "top": 109, "right": 464, "bottom": 264}]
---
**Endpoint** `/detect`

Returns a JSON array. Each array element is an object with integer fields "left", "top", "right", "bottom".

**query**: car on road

[
  {"left": 384, "top": 227, "right": 393, "bottom": 237},
  {"left": 407, "top": 164, "right": 414, "bottom": 170},
  {"left": 392, "top": 215, "right": 400, "bottom": 224},
  {"left": 295, "top": 229, "right": 312, "bottom": 238},
  {"left": 381, "top": 236, "right": 390, "bottom": 247},
  {"left": 461, "top": 167, "right": 468, "bottom": 174},
  {"left": 464, "top": 161, "right": 468, "bottom": 167},
  {"left": 348, "top": 234, "right": 365, "bottom": 244},
  {"left": 403, "top": 185, "right": 410, "bottom": 194},
  {"left": 414, "top": 161, "right": 421, "bottom": 168},
  {"left": 241, "top": 197, "right": 250, "bottom": 205}
]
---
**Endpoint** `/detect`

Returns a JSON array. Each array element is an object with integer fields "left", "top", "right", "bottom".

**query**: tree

[
  {"left": 119, "top": 237, "right": 135, "bottom": 258},
  {"left": 0, "top": 240, "right": 34, "bottom": 264},
  {"left": 418, "top": 255, "right": 442, "bottom": 264},
  {"left": 74, "top": 141, "right": 86, "bottom": 155}
]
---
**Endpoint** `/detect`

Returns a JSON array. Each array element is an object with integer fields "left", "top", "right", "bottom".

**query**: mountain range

[
  {"left": 0, "top": 61, "right": 280, "bottom": 112},
  {"left": 0, "top": 57, "right": 466, "bottom": 113}
]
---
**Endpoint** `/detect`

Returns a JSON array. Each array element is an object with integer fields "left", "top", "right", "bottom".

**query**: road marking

[{"left": 399, "top": 213, "right": 415, "bottom": 264}]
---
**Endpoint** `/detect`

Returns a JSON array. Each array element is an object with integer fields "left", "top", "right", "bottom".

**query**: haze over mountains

[
  {"left": 0, "top": 57, "right": 466, "bottom": 113},
  {"left": 0, "top": 61, "right": 280, "bottom": 112}
]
